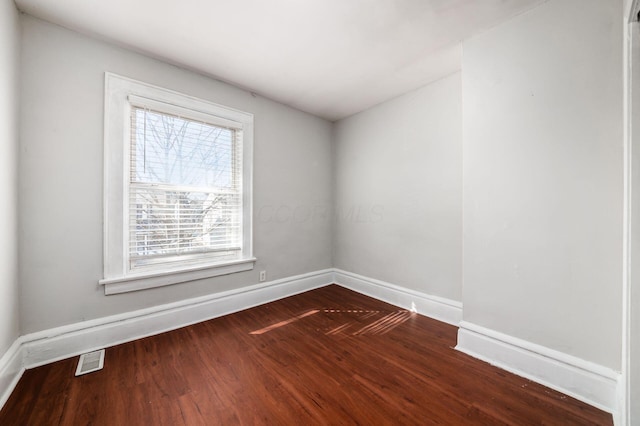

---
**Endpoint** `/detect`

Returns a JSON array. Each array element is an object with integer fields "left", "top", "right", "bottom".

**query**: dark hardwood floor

[{"left": 0, "top": 285, "right": 612, "bottom": 425}]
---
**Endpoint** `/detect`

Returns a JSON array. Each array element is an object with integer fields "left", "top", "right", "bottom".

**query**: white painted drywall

[
  {"left": 630, "top": 16, "right": 640, "bottom": 426},
  {"left": 462, "top": 0, "right": 623, "bottom": 369},
  {"left": 0, "top": 0, "right": 21, "bottom": 357},
  {"left": 333, "top": 73, "right": 462, "bottom": 302},
  {"left": 18, "top": 16, "right": 333, "bottom": 334}
]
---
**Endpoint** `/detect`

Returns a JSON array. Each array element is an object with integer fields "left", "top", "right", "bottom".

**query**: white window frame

[{"left": 100, "top": 73, "right": 255, "bottom": 295}]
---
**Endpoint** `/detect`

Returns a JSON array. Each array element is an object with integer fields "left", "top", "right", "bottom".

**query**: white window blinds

[
  {"left": 102, "top": 74, "right": 254, "bottom": 294},
  {"left": 128, "top": 102, "right": 244, "bottom": 271}
]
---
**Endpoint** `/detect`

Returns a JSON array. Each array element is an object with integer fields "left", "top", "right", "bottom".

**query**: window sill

[{"left": 99, "top": 257, "right": 256, "bottom": 295}]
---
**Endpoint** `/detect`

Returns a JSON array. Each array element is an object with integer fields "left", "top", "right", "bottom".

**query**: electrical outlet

[{"left": 259, "top": 271, "right": 266, "bottom": 282}]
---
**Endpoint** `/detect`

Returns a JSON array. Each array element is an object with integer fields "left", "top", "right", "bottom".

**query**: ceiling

[{"left": 15, "top": 0, "right": 546, "bottom": 121}]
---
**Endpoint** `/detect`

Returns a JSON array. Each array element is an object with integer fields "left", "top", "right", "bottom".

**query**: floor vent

[{"left": 75, "top": 349, "right": 105, "bottom": 376}]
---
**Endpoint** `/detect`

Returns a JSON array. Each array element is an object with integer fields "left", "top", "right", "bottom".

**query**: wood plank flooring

[{"left": 0, "top": 285, "right": 612, "bottom": 425}]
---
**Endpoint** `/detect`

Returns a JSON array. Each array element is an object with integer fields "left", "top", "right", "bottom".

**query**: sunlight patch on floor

[
  {"left": 249, "top": 309, "right": 320, "bottom": 335},
  {"left": 352, "top": 310, "right": 413, "bottom": 336},
  {"left": 249, "top": 307, "right": 414, "bottom": 337}
]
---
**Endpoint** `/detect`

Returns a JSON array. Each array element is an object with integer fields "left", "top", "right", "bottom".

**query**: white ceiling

[{"left": 15, "top": 0, "right": 546, "bottom": 121}]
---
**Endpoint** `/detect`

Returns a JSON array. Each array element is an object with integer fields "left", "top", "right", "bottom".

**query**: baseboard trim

[
  {"left": 333, "top": 269, "right": 462, "bottom": 326},
  {"left": 3, "top": 269, "right": 620, "bottom": 420},
  {"left": 0, "top": 338, "right": 25, "bottom": 410},
  {"left": 456, "top": 321, "right": 619, "bottom": 415},
  {"left": 20, "top": 269, "right": 333, "bottom": 370}
]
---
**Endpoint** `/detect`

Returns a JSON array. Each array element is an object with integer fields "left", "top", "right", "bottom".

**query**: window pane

[
  {"left": 128, "top": 106, "right": 243, "bottom": 270},
  {"left": 130, "top": 186, "right": 242, "bottom": 260},
  {"left": 131, "top": 108, "right": 235, "bottom": 188}
]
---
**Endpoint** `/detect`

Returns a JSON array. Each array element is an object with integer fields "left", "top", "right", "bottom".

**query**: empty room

[{"left": 1, "top": 0, "right": 639, "bottom": 424}]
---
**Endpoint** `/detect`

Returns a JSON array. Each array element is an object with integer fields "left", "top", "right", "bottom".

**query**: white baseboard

[
  {"left": 20, "top": 269, "right": 333, "bottom": 369},
  {"left": 333, "top": 269, "right": 462, "bottom": 326},
  {"left": 0, "top": 268, "right": 333, "bottom": 411},
  {"left": 456, "top": 321, "right": 620, "bottom": 415},
  {"left": 0, "top": 338, "right": 25, "bottom": 410},
  {"left": 2, "top": 268, "right": 621, "bottom": 423}
]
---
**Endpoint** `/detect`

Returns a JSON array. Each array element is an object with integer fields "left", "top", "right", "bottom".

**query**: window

[{"left": 101, "top": 74, "right": 254, "bottom": 294}]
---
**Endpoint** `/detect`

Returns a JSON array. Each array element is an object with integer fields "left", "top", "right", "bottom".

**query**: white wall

[
  {"left": 630, "top": 14, "right": 640, "bottom": 426},
  {"left": 18, "top": 16, "right": 333, "bottom": 334},
  {"left": 0, "top": 0, "right": 21, "bottom": 356},
  {"left": 462, "top": 0, "right": 623, "bottom": 369},
  {"left": 333, "top": 73, "right": 462, "bottom": 302}
]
